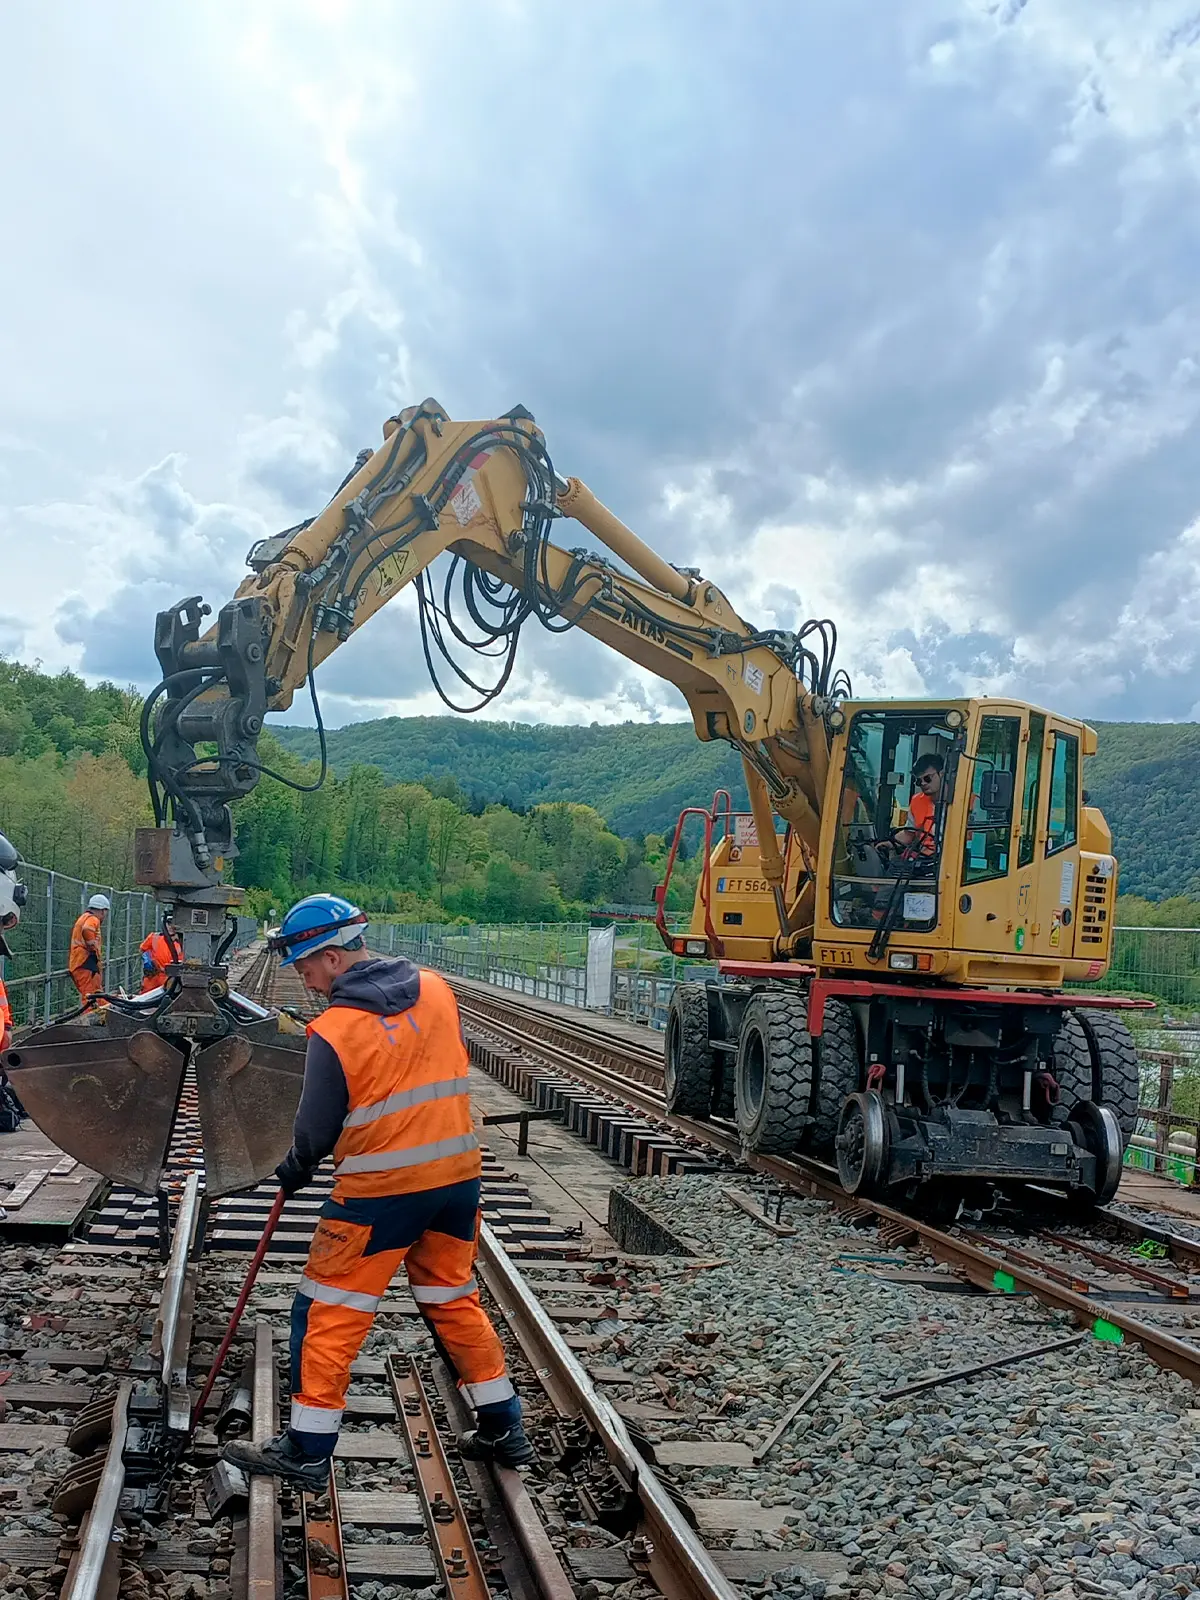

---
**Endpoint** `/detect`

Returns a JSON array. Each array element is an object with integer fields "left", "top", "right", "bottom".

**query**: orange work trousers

[
  {"left": 288, "top": 1177, "right": 511, "bottom": 1457},
  {"left": 70, "top": 967, "right": 103, "bottom": 1001}
]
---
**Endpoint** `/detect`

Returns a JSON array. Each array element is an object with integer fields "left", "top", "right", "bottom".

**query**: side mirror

[{"left": 979, "top": 770, "right": 1014, "bottom": 812}]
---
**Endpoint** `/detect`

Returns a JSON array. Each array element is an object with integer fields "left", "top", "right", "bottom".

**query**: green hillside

[
  {"left": 274, "top": 714, "right": 1200, "bottom": 902},
  {"left": 273, "top": 716, "right": 750, "bottom": 840}
]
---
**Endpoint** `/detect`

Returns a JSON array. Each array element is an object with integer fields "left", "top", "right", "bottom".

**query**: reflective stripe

[
  {"left": 462, "top": 1375, "right": 515, "bottom": 1406},
  {"left": 343, "top": 1076, "right": 469, "bottom": 1129},
  {"left": 297, "top": 1276, "right": 381, "bottom": 1314},
  {"left": 410, "top": 1278, "right": 477, "bottom": 1305},
  {"left": 336, "top": 1132, "right": 479, "bottom": 1175},
  {"left": 290, "top": 1400, "right": 344, "bottom": 1434}
]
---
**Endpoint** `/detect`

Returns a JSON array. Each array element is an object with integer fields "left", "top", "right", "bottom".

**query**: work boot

[
  {"left": 460, "top": 1395, "right": 535, "bottom": 1467},
  {"left": 221, "top": 1429, "right": 330, "bottom": 1488}
]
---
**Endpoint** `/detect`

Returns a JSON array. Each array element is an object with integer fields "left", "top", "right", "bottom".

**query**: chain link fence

[{"left": 1, "top": 860, "right": 258, "bottom": 1029}]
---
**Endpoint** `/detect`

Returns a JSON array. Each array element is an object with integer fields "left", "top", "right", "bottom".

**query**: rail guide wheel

[
  {"left": 1068, "top": 1099, "right": 1124, "bottom": 1206},
  {"left": 835, "top": 1089, "right": 889, "bottom": 1195}
]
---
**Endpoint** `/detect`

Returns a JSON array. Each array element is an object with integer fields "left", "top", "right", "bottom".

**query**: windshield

[{"left": 831, "top": 710, "right": 957, "bottom": 933}]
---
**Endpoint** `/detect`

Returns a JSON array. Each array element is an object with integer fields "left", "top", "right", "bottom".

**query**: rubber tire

[
  {"left": 734, "top": 991, "right": 813, "bottom": 1156},
  {"left": 1055, "top": 1010, "right": 1140, "bottom": 1147},
  {"left": 1053, "top": 1014, "right": 1093, "bottom": 1110},
  {"left": 1077, "top": 1010, "right": 1140, "bottom": 1147},
  {"left": 807, "top": 999, "right": 862, "bottom": 1158},
  {"left": 664, "top": 983, "right": 716, "bottom": 1119}
]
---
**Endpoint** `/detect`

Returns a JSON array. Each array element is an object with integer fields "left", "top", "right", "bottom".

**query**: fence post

[
  {"left": 44, "top": 871, "right": 55, "bottom": 1023},
  {"left": 1154, "top": 1059, "right": 1173, "bottom": 1175}
]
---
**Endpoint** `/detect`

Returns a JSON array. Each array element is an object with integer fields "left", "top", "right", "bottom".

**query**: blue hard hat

[{"left": 270, "top": 894, "right": 368, "bottom": 966}]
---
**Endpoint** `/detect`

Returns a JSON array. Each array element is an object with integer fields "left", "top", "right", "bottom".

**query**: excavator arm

[
  {"left": 148, "top": 401, "right": 836, "bottom": 871},
  {"left": 7, "top": 401, "right": 847, "bottom": 1199}
]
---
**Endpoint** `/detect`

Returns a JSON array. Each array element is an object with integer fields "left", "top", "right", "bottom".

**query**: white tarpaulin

[{"left": 585, "top": 924, "right": 615, "bottom": 1009}]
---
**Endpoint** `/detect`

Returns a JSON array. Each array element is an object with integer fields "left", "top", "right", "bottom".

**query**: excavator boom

[{"left": 6, "top": 401, "right": 841, "bottom": 1195}]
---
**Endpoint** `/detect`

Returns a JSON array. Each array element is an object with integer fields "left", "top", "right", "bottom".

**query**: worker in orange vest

[
  {"left": 68, "top": 894, "right": 110, "bottom": 1002},
  {"left": 222, "top": 894, "right": 531, "bottom": 1489},
  {"left": 139, "top": 915, "right": 178, "bottom": 992},
  {"left": 0, "top": 834, "right": 29, "bottom": 1147}
]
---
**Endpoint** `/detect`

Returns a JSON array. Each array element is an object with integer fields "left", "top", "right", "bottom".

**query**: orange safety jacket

[
  {"left": 68, "top": 911, "right": 103, "bottom": 976},
  {"left": 307, "top": 969, "right": 480, "bottom": 1200},
  {"left": 0, "top": 975, "right": 10, "bottom": 1036},
  {"left": 140, "top": 931, "right": 175, "bottom": 989}
]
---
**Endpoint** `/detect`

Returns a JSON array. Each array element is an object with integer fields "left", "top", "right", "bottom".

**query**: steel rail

[
  {"left": 461, "top": 991, "right": 1200, "bottom": 1387},
  {"left": 388, "top": 1355, "right": 492, "bottom": 1600},
  {"left": 61, "top": 1379, "right": 132, "bottom": 1600},
  {"left": 477, "top": 1221, "right": 740, "bottom": 1600},
  {"left": 154, "top": 1170, "right": 203, "bottom": 1434},
  {"left": 246, "top": 1322, "right": 279, "bottom": 1600}
]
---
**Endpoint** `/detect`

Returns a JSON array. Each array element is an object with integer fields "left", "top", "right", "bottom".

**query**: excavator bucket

[
  {"left": 4, "top": 1017, "right": 187, "bottom": 1193},
  {"left": 193, "top": 1019, "right": 307, "bottom": 1197},
  {"left": 5, "top": 1012, "right": 308, "bottom": 1200}
]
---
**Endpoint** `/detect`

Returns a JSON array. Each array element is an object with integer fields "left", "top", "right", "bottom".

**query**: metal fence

[
  {"left": 1079, "top": 926, "right": 1200, "bottom": 1010},
  {"left": 376, "top": 916, "right": 710, "bottom": 1030},
  {"left": 1, "top": 860, "right": 258, "bottom": 1029}
]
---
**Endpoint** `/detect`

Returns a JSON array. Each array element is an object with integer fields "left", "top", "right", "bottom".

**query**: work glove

[{"left": 275, "top": 1148, "right": 315, "bottom": 1198}]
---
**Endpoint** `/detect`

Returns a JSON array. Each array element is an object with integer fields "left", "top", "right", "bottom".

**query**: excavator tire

[
  {"left": 1053, "top": 1010, "right": 1140, "bottom": 1148},
  {"left": 664, "top": 983, "right": 716, "bottom": 1120},
  {"left": 1077, "top": 1010, "right": 1141, "bottom": 1146},
  {"left": 807, "top": 998, "right": 862, "bottom": 1158},
  {"left": 734, "top": 990, "right": 813, "bottom": 1156}
]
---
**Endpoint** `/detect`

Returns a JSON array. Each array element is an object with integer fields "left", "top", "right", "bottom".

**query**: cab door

[
  {"left": 1029, "top": 721, "right": 1082, "bottom": 958},
  {"left": 952, "top": 711, "right": 1023, "bottom": 955}
]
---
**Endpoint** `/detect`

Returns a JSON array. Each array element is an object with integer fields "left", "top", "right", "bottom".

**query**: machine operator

[
  {"left": 222, "top": 894, "right": 532, "bottom": 1488},
  {"left": 896, "top": 753, "right": 943, "bottom": 856},
  {"left": 67, "top": 894, "right": 110, "bottom": 1002}
]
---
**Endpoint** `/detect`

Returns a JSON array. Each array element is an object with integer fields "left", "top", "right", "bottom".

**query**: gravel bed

[{"left": 595, "top": 1174, "right": 1200, "bottom": 1600}]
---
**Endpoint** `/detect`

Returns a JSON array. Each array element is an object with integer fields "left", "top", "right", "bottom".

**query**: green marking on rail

[
  {"left": 993, "top": 1270, "right": 1016, "bottom": 1293},
  {"left": 1092, "top": 1318, "right": 1123, "bottom": 1344}
]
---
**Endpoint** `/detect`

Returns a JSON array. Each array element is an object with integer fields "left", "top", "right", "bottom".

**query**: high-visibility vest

[
  {"left": 308, "top": 969, "right": 480, "bottom": 1199},
  {"left": 141, "top": 932, "right": 174, "bottom": 971},
  {"left": 0, "top": 975, "right": 10, "bottom": 1034},
  {"left": 69, "top": 912, "right": 103, "bottom": 976}
]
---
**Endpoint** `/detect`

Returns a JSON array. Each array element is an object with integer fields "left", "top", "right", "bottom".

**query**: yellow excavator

[{"left": 4, "top": 401, "right": 1147, "bottom": 1210}]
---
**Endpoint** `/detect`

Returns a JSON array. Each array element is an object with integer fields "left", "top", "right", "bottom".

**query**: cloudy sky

[{"left": 5, "top": 0, "right": 1200, "bottom": 729}]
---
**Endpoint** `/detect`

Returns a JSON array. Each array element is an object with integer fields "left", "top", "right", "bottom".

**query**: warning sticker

[
  {"left": 733, "top": 816, "right": 759, "bottom": 849},
  {"left": 368, "top": 548, "right": 411, "bottom": 601},
  {"left": 1049, "top": 912, "right": 1061, "bottom": 949},
  {"left": 743, "top": 660, "right": 765, "bottom": 696},
  {"left": 450, "top": 477, "right": 482, "bottom": 526}
]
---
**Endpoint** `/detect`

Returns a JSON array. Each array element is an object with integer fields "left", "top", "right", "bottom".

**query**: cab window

[
  {"left": 1045, "top": 732, "right": 1079, "bottom": 856},
  {"left": 962, "top": 716, "right": 1020, "bottom": 885},
  {"left": 1017, "top": 711, "right": 1045, "bottom": 869}
]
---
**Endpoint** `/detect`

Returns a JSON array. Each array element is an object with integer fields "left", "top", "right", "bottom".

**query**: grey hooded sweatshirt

[{"left": 291, "top": 957, "right": 422, "bottom": 1172}]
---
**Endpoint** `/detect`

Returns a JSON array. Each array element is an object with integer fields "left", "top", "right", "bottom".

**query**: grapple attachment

[{"left": 5, "top": 1009, "right": 307, "bottom": 1198}]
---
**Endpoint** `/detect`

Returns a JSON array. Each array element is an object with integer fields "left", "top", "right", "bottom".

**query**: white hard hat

[
  {"left": 0, "top": 832, "right": 27, "bottom": 958},
  {"left": 88, "top": 893, "right": 112, "bottom": 912}
]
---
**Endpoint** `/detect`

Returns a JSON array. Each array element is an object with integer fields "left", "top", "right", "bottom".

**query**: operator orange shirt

[{"left": 908, "top": 790, "right": 937, "bottom": 854}]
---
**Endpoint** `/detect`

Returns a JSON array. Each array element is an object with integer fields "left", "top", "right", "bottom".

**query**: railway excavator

[{"left": 4, "top": 400, "right": 1146, "bottom": 1216}]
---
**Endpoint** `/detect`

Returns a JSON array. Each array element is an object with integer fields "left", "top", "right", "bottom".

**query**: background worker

[
  {"left": 223, "top": 894, "right": 532, "bottom": 1489},
  {"left": 68, "top": 893, "right": 110, "bottom": 1002},
  {"left": 0, "top": 835, "right": 29, "bottom": 1144},
  {"left": 140, "top": 913, "right": 178, "bottom": 992}
]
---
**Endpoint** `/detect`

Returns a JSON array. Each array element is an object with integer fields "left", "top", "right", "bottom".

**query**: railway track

[
  {"left": 0, "top": 948, "right": 742, "bottom": 1600},
  {"left": 446, "top": 974, "right": 1200, "bottom": 1387}
]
